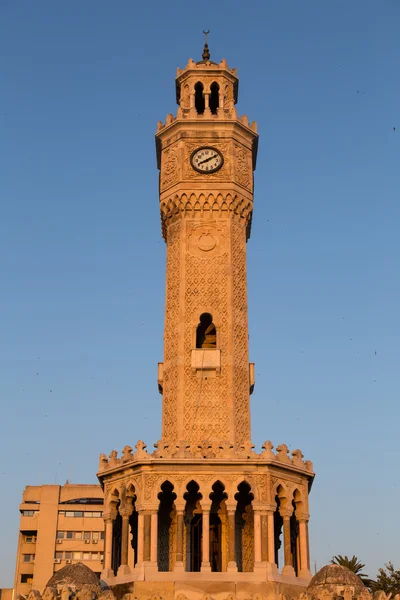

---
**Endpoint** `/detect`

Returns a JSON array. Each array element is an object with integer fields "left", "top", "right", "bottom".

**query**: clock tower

[
  {"left": 98, "top": 42, "right": 314, "bottom": 597},
  {"left": 156, "top": 44, "right": 257, "bottom": 451}
]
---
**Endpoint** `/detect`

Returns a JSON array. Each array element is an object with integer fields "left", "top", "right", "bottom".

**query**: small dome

[
  {"left": 308, "top": 564, "right": 370, "bottom": 599},
  {"left": 45, "top": 563, "right": 102, "bottom": 595}
]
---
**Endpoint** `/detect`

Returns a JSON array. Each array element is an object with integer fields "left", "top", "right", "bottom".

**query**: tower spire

[{"left": 202, "top": 29, "right": 210, "bottom": 61}]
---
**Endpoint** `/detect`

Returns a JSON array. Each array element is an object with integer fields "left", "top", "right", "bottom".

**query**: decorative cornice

[
  {"left": 159, "top": 191, "right": 253, "bottom": 241},
  {"left": 98, "top": 438, "right": 314, "bottom": 477}
]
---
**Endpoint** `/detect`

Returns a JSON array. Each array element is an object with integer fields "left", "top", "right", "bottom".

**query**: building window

[
  {"left": 66, "top": 531, "right": 73, "bottom": 539},
  {"left": 20, "top": 574, "right": 33, "bottom": 584},
  {"left": 100, "top": 531, "right": 104, "bottom": 540},
  {"left": 82, "top": 552, "right": 91, "bottom": 560},
  {"left": 194, "top": 82, "right": 205, "bottom": 114},
  {"left": 209, "top": 82, "right": 220, "bottom": 115},
  {"left": 21, "top": 510, "right": 38, "bottom": 517},
  {"left": 196, "top": 313, "right": 217, "bottom": 348},
  {"left": 24, "top": 535, "right": 37, "bottom": 543},
  {"left": 56, "top": 531, "right": 64, "bottom": 539},
  {"left": 55, "top": 552, "right": 63, "bottom": 559},
  {"left": 64, "top": 552, "right": 72, "bottom": 560},
  {"left": 83, "top": 532, "right": 91, "bottom": 540},
  {"left": 60, "top": 498, "right": 104, "bottom": 505},
  {"left": 59, "top": 510, "right": 103, "bottom": 518},
  {"left": 72, "top": 552, "right": 81, "bottom": 560},
  {"left": 23, "top": 554, "right": 35, "bottom": 563}
]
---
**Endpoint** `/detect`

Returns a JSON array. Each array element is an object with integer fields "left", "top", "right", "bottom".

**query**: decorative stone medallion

[
  {"left": 187, "top": 221, "right": 226, "bottom": 258},
  {"left": 197, "top": 231, "right": 216, "bottom": 252}
]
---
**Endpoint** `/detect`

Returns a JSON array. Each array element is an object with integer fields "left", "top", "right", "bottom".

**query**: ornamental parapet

[
  {"left": 156, "top": 112, "right": 258, "bottom": 132},
  {"left": 98, "top": 439, "right": 314, "bottom": 475}
]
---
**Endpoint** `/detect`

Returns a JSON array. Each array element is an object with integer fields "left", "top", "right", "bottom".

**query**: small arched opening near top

[
  {"left": 196, "top": 313, "right": 216, "bottom": 349},
  {"left": 195, "top": 82, "right": 205, "bottom": 115},
  {"left": 209, "top": 82, "right": 220, "bottom": 115}
]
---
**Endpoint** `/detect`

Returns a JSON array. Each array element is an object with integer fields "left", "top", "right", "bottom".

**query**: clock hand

[{"left": 198, "top": 154, "right": 217, "bottom": 165}]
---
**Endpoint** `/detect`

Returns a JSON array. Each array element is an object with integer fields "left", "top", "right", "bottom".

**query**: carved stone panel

[
  {"left": 187, "top": 221, "right": 227, "bottom": 259},
  {"left": 161, "top": 144, "right": 180, "bottom": 191},
  {"left": 234, "top": 143, "right": 252, "bottom": 191}
]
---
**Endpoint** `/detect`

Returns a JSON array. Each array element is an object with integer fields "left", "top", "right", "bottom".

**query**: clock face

[{"left": 190, "top": 147, "right": 223, "bottom": 173}]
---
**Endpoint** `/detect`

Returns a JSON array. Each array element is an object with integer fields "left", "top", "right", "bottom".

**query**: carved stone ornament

[
  {"left": 144, "top": 474, "right": 161, "bottom": 501},
  {"left": 234, "top": 143, "right": 251, "bottom": 190},
  {"left": 161, "top": 144, "right": 179, "bottom": 191},
  {"left": 187, "top": 221, "right": 226, "bottom": 259}
]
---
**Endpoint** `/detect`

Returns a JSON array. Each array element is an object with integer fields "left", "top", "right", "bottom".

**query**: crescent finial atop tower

[{"left": 202, "top": 29, "right": 211, "bottom": 62}]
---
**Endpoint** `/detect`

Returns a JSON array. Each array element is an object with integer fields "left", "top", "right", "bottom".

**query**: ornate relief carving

[
  {"left": 180, "top": 84, "right": 190, "bottom": 109},
  {"left": 224, "top": 83, "right": 235, "bottom": 113},
  {"left": 161, "top": 144, "right": 179, "bottom": 191},
  {"left": 159, "top": 192, "right": 253, "bottom": 240},
  {"left": 187, "top": 221, "right": 226, "bottom": 259},
  {"left": 252, "top": 474, "right": 268, "bottom": 502},
  {"left": 162, "top": 221, "right": 180, "bottom": 443},
  {"left": 182, "top": 247, "right": 230, "bottom": 446},
  {"left": 231, "top": 218, "right": 251, "bottom": 447},
  {"left": 234, "top": 143, "right": 251, "bottom": 190},
  {"left": 144, "top": 474, "right": 161, "bottom": 501}
]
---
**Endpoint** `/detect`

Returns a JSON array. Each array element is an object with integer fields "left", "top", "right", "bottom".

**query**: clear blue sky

[{"left": 0, "top": 0, "right": 398, "bottom": 587}]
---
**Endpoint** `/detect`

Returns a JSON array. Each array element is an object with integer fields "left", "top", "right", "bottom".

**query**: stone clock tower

[
  {"left": 156, "top": 44, "right": 257, "bottom": 451},
  {"left": 97, "top": 42, "right": 315, "bottom": 599}
]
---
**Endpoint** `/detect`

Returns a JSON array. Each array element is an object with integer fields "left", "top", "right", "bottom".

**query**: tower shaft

[{"left": 156, "top": 58, "right": 258, "bottom": 449}]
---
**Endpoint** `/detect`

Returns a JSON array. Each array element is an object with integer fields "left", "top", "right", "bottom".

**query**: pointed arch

[{"left": 158, "top": 480, "right": 177, "bottom": 571}]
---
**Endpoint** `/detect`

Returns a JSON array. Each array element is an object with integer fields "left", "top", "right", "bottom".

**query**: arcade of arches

[{"left": 103, "top": 477, "right": 310, "bottom": 578}]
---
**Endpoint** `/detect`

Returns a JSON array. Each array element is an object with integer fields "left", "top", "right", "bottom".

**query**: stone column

[
  {"left": 227, "top": 507, "right": 237, "bottom": 572},
  {"left": 174, "top": 506, "right": 185, "bottom": 572},
  {"left": 117, "top": 510, "right": 132, "bottom": 575},
  {"left": 281, "top": 511, "right": 295, "bottom": 576},
  {"left": 266, "top": 510, "right": 275, "bottom": 565},
  {"left": 254, "top": 510, "right": 262, "bottom": 564},
  {"left": 127, "top": 532, "right": 135, "bottom": 570},
  {"left": 219, "top": 88, "right": 224, "bottom": 110},
  {"left": 298, "top": 517, "right": 312, "bottom": 578},
  {"left": 101, "top": 514, "right": 114, "bottom": 578},
  {"left": 143, "top": 513, "right": 151, "bottom": 562},
  {"left": 260, "top": 511, "right": 268, "bottom": 563},
  {"left": 137, "top": 511, "right": 144, "bottom": 564},
  {"left": 201, "top": 507, "right": 211, "bottom": 572},
  {"left": 150, "top": 511, "right": 158, "bottom": 565}
]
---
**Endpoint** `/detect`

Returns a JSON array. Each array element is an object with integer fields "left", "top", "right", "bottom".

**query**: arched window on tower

[
  {"left": 196, "top": 313, "right": 216, "bottom": 348},
  {"left": 209, "top": 82, "right": 219, "bottom": 115},
  {"left": 194, "top": 82, "right": 205, "bottom": 115}
]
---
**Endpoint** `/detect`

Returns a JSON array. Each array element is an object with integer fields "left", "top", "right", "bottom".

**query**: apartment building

[{"left": 14, "top": 484, "right": 104, "bottom": 596}]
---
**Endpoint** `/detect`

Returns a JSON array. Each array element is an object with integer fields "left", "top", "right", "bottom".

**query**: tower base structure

[{"left": 97, "top": 440, "right": 314, "bottom": 597}]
